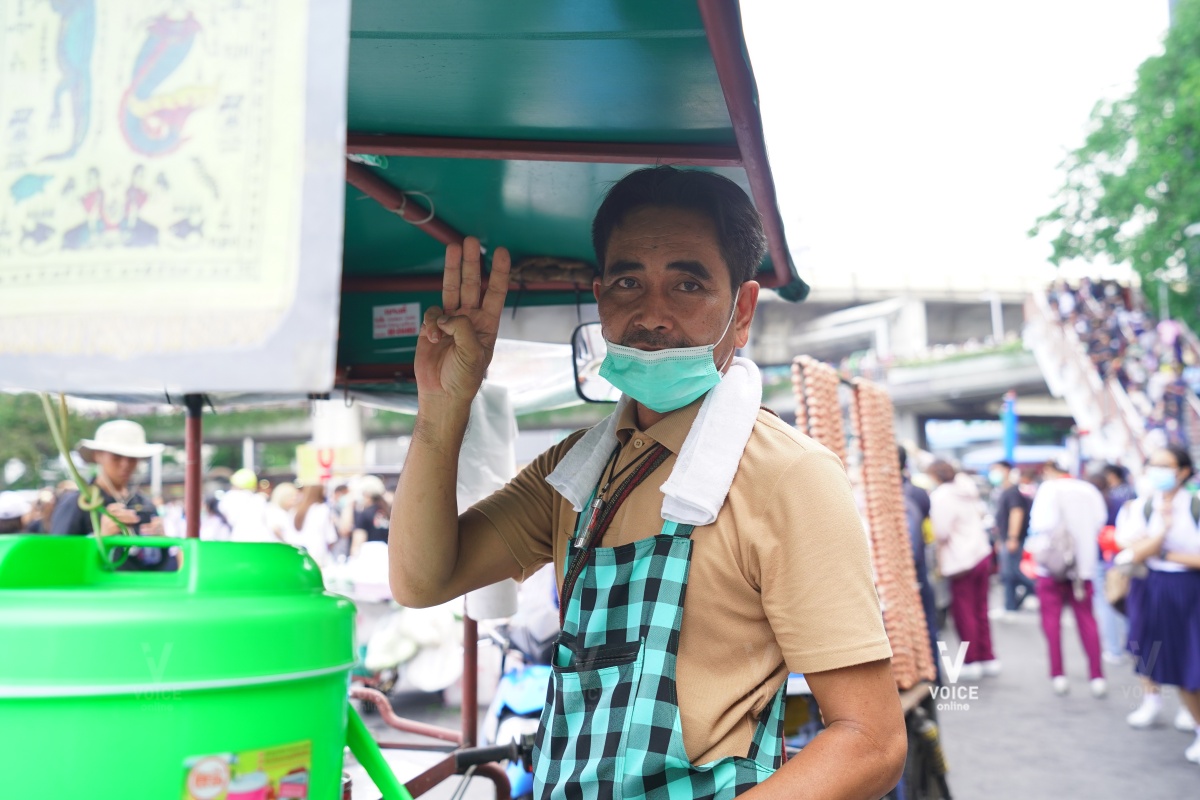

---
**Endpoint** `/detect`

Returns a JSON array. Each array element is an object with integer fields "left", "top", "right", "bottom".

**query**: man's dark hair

[
  {"left": 897, "top": 445, "right": 909, "bottom": 472},
  {"left": 992, "top": 460, "right": 1014, "bottom": 470},
  {"left": 591, "top": 166, "right": 768, "bottom": 292}
]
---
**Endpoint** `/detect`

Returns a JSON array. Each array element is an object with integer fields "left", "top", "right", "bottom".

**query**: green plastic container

[{"left": 0, "top": 535, "right": 360, "bottom": 799}]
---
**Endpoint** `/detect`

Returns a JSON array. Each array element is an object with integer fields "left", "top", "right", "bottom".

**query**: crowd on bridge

[
  {"left": 1048, "top": 277, "right": 1199, "bottom": 450},
  {"left": 902, "top": 440, "right": 1200, "bottom": 767}
]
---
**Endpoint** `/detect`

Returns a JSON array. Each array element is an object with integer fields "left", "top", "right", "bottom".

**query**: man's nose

[{"left": 630, "top": 290, "right": 675, "bottom": 332}]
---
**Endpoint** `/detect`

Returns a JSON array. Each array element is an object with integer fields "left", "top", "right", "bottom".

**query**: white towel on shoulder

[{"left": 545, "top": 357, "right": 762, "bottom": 526}]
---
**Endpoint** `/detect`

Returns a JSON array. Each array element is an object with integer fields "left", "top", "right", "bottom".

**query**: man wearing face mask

[{"left": 389, "top": 167, "right": 905, "bottom": 799}]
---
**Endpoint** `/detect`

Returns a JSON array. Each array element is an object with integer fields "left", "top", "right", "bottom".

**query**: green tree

[
  {"left": 1033, "top": 0, "right": 1200, "bottom": 329},
  {"left": 0, "top": 393, "right": 98, "bottom": 489}
]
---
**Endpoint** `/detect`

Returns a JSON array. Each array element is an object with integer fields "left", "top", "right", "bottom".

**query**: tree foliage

[
  {"left": 1034, "top": 0, "right": 1200, "bottom": 328},
  {"left": 0, "top": 394, "right": 99, "bottom": 490}
]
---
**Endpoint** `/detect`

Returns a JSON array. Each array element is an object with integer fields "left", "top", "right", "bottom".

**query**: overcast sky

[{"left": 742, "top": 1, "right": 1171, "bottom": 295}]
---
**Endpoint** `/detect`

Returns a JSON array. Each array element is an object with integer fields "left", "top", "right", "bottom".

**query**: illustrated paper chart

[{"left": 0, "top": 0, "right": 349, "bottom": 394}]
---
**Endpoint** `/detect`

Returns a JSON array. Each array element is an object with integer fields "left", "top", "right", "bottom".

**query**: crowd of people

[
  {"left": 1048, "top": 277, "right": 1198, "bottom": 449},
  {"left": 0, "top": 419, "right": 394, "bottom": 571},
  {"left": 901, "top": 444, "right": 1200, "bottom": 766}
]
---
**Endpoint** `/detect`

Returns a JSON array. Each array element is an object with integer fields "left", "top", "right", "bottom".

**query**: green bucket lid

[{"left": 0, "top": 535, "right": 355, "bottom": 697}]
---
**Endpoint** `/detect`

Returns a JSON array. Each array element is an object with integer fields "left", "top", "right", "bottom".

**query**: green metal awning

[{"left": 337, "top": 0, "right": 806, "bottom": 390}]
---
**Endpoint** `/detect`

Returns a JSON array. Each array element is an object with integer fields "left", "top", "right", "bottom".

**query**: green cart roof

[{"left": 337, "top": 0, "right": 806, "bottom": 390}]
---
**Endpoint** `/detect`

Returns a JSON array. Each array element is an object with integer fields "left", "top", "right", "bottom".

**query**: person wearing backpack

[
  {"left": 927, "top": 460, "right": 998, "bottom": 682},
  {"left": 1114, "top": 446, "right": 1200, "bottom": 763},
  {"left": 1027, "top": 460, "right": 1108, "bottom": 697}
]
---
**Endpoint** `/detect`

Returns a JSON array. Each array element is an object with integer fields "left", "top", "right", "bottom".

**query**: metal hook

[{"left": 402, "top": 191, "right": 436, "bottom": 225}]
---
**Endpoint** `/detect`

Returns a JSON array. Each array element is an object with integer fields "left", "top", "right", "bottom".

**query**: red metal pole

[
  {"left": 183, "top": 394, "right": 203, "bottom": 539},
  {"left": 696, "top": 0, "right": 805, "bottom": 296},
  {"left": 348, "top": 133, "right": 742, "bottom": 168},
  {"left": 341, "top": 274, "right": 589, "bottom": 295},
  {"left": 462, "top": 616, "right": 478, "bottom": 747},
  {"left": 344, "top": 160, "right": 466, "bottom": 247}
]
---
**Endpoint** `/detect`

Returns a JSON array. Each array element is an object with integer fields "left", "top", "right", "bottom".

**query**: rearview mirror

[{"left": 571, "top": 323, "right": 621, "bottom": 404}]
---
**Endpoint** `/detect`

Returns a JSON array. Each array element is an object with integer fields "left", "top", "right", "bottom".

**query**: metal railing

[{"left": 1024, "top": 294, "right": 1147, "bottom": 467}]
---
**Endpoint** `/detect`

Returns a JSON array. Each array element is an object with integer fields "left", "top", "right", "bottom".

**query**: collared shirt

[
  {"left": 1116, "top": 490, "right": 1200, "bottom": 573},
  {"left": 467, "top": 397, "right": 891, "bottom": 764}
]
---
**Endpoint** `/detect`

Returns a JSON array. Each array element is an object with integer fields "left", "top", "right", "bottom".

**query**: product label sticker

[
  {"left": 182, "top": 740, "right": 311, "bottom": 800},
  {"left": 373, "top": 302, "right": 420, "bottom": 339}
]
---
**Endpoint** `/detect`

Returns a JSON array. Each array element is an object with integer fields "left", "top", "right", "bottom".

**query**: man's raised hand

[{"left": 415, "top": 236, "right": 512, "bottom": 405}]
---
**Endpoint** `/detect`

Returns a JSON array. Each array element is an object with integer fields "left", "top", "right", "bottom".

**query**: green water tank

[{"left": 0, "top": 534, "right": 356, "bottom": 799}]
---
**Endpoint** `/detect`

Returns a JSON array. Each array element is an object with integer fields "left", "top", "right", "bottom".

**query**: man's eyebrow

[
  {"left": 667, "top": 260, "right": 712, "bottom": 281},
  {"left": 604, "top": 260, "right": 713, "bottom": 281},
  {"left": 607, "top": 260, "right": 644, "bottom": 277}
]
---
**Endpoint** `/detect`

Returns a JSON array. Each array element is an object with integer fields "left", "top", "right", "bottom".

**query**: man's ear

[
  {"left": 593, "top": 276, "right": 603, "bottom": 303},
  {"left": 734, "top": 281, "right": 760, "bottom": 348}
]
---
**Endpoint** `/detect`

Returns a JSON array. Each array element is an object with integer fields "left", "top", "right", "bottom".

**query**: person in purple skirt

[{"left": 1116, "top": 445, "right": 1200, "bottom": 765}]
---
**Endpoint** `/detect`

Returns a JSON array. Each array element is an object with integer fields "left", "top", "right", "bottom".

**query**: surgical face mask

[
  {"left": 1145, "top": 465, "right": 1180, "bottom": 493},
  {"left": 988, "top": 469, "right": 1008, "bottom": 487},
  {"left": 599, "top": 292, "right": 739, "bottom": 414}
]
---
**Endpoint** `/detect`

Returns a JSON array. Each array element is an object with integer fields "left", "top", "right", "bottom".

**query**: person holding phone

[{"left": 49, "top": 419, "right": 173, "bottom": 571}]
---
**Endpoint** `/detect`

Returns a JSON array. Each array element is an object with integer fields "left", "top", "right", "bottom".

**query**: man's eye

[
  {"left": 616, "top": 277, "right": 638, "bottom": 289},
  {"left": 679, "top": 281, "right": 701, "bottom": 292}
]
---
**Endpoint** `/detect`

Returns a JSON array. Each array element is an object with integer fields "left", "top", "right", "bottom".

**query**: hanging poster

[{"left": 0, "top": 0, "right": 350, "bottom": 395}]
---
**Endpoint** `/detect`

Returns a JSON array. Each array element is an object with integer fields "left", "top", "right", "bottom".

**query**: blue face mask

[
  {"left": 1145, "top": 466, "right": 1179, "bottom": 492},
  {"left": 599, "top": 293, "right": 739, "bottom": 414}
]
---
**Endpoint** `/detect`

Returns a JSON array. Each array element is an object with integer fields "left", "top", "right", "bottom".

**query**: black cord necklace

[{"left": 575, "top": 441, "right": 664, "bottom": 549}]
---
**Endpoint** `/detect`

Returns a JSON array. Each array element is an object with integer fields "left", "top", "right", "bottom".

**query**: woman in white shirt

[
  {"left": 1115, "top": 446, "right": 1200, "bottom": 764},
  {"left": 291, "top": 484, "right": 339, "bottom": 567}
]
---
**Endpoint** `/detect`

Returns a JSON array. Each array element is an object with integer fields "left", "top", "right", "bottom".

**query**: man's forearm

[
  {"left": 389, "top": 402, "right": 471, "bottom": 607},
  {"left": 741, "top": 720, "right": 906, "bottom": 800}
]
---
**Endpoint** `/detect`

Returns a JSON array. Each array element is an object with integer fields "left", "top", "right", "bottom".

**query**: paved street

[{"left": 938, "top": 588, "right": 1198, "bottom": 799}]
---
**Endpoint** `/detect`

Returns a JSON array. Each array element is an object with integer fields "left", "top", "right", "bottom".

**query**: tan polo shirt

[{"left": 465, "top": 398, "right": 891, "bottom": 765}]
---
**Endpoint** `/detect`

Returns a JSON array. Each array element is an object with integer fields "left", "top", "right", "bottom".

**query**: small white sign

[{"left": 373, "top": 303, "right": 421, "bottom": 340}]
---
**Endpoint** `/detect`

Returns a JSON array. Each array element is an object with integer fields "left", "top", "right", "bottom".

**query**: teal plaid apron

[{"left": 531, "top": 508, "right": 786, "bottom": 799}]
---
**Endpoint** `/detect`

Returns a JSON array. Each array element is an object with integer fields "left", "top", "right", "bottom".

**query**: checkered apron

[{"left": 532, "top": 513, "right": 786, "bottom": 799}]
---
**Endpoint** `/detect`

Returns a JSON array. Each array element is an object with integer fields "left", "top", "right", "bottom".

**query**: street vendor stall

[{"left": 0, "top": 3, "right": 822, "bottom": 799}]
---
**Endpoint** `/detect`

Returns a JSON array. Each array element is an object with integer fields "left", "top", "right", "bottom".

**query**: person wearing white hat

[
  {"left": 48, "top": 419, "right": 172, "bottom": 570},
  {"left": 0, "top": 492, "right": 33, "bottom": 535}
]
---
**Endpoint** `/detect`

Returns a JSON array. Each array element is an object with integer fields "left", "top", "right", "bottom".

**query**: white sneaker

[
  {"left": 981, "top": 659, "right": 1002, "bottom": 677},
  {"left": 1090, "top": 678, "right": 1107, "bottom": 698},
  {"left": 958, "top": 662, "right": 984, "bottom": 682},
  {"left": 1052, "top": 676, "right": 1070, "bottom": 696},
  {"left": 1186, "top": 737, "right": 1200, "bottom": 764},
  {"left": 1127, "top": 698, "right": 1164, "bottom": 729},
  {"left": 1176, "top": 706, "right": 1197, "bottom": 732}
]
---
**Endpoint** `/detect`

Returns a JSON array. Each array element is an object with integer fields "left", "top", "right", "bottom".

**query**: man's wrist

[{"left": 413, "top": 401, "right": 472, "bottom": 451}]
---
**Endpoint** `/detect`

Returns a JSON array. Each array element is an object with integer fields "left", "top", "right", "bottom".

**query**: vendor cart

[{"left": 0, "top": 2, "right": 946, "bottom": 799}]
